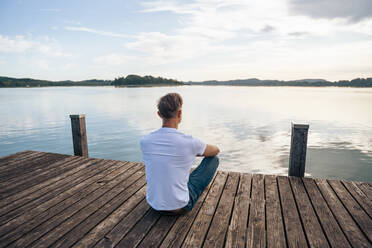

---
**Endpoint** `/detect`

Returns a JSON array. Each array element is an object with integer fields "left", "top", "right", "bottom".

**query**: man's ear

[
  {"left": 178, "top": 109, "right": 182, "bottom": 118},
  {"left": 157, "top": 111, "right": 163, "bottom": 118}
]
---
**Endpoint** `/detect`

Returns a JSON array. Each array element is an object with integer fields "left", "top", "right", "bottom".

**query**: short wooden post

[
  {"left": 70, "top": 114, "right": 88, "bottom": 157},
  {"left": 288, "top": 123, "right": 309, "bottom": 177}
]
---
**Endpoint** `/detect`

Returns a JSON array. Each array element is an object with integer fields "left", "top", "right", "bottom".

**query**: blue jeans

[{"left": 184, "top": 156, "right": 219, "bottom": 212}]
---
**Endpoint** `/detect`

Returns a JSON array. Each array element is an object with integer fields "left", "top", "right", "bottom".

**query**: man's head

[{"left": 157, "top": 93, "right": 183, "bottom": 126}]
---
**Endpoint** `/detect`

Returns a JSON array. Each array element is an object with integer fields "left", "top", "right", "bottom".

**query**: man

[{"left": 140, "top": 93, "right": 220, "bottom": 214}]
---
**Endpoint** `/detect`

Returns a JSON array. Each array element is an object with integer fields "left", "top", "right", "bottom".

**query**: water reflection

[{"left": 0, "top": 86, "right": 371, "bottom": 182}]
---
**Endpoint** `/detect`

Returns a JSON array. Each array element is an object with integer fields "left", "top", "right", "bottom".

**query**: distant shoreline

[{"left": 1, "top": 75, "right": 372, "bottom": 88}]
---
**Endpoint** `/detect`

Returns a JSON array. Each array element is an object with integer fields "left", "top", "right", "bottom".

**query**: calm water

[{"left": 1, "top": 86, "right": 371, "bottom": 182}]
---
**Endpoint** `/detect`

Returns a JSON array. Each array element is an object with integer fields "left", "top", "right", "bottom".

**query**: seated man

[{"left": 140, "top": 93, "right": 220, "bottom": 214}]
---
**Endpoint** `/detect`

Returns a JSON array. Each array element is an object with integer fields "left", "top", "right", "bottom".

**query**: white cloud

[
  {"left": 93, "top": 54, "right": 134, "bottom": 66},
  {"left": 65, "top": 26, "right": 130, "bottom": 38},
  {"left": 0, "top": 35, "right": 33, "bottom": 53},
  {"left": 0, "top": 34, "right": 72, "bottom": 57}
]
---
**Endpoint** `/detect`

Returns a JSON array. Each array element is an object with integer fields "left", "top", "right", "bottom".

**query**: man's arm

[{"left": 201, "top": 144, "right": 220, "bottom": 157}]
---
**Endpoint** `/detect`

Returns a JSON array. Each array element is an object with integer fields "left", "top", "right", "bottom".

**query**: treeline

[
  {"left": 190, "top": 77, "right": 372, "bottom": 87},
  {"left": 112, "top": 75, "right": 183, "bottom": 86},
  {"left": 1, "top": 75, "right": 372, "bottom": 88},
  {"left": 0, "top": 77, "right": 111, "bottom": 87}
]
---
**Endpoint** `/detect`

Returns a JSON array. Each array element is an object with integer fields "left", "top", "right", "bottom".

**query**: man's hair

[{"left": 157, "top": 93, "right": 183, "bottom": 119}]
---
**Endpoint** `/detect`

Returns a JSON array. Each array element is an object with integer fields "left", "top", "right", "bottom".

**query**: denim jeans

[{"left": 184, "top": 156, "right": 219, "bottom": 212}]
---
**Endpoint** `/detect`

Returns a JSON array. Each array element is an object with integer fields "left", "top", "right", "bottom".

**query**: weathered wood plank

[
  {"left": 225, "top": 173, "right": 251, "bottom": 248},
  {"left": 8, "top": 166, "right": 144, "bottom": 248},
  {"left": 115, "top": 208, "right": 161, "bottom": 248},
  {"left": 0, "top": 151, "right": 43, "bottom": 171},
  {"left": 0, "top": 151, "right": 35, "bottom": 168},
  {"left": 181, "top": 171, "right": 228, "bottom": 248},
  {"left": 265, "top": 175, "right": 286, "bottom": 248},
  {"left": 0, "top": 155, "right": 76, "bottom": 192},
  {"left": 302, "top": 177, "right": 351, "bottom": 248},
  {"left": 247, "top": 173, "right": 266, "bottom": 248},
  {"left": 277, "top": 176, "right": 308, "bottom": 248},
  {"left": 51, "top": 184, "right": 147, "bottom": 248},
  {"left": 0, "top": 152, "right": 62, "bottom": 182},
  {"left": 204, "top": 172, "right": 239, "bottom": 248},
  {"left": 328, "top": 179, "right": 372, "bottom": 243},
  {"left": 0, "top": 152, "right": 66, "bottom": 178},
  {"left": 354, "top": 182, "right": 372, "bottom": 201},
  {"left": 342, "top": 180, "right": 372, "bottom": 218},
  {"left": 290, "top": 176, "right": 329, "bottom": 247},
  {"left": 0, "top": 159, "right": 118, "bottom": 228},
  {"left": 315, "top": 178, "right": 370, "bottom": 247},
  {"left": 137, "top": 213, "right": 178, "bottom": 248},
  {"left": 159, "top": 174, "right": 215, "bottom": 248},
  {"left": 0, "top": 154, "right": 71, "bottom": 197},
  {"left": 0, "top": 161, "right": 137, "bottom": 247},
  {"left": 0, "top": 156, "right": 87, "bottom": 209},
  {"left": 90, "top": 198, "right": 151, "bottom": 248}
]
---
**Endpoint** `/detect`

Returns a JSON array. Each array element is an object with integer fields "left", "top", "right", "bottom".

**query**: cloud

[
  {"left": 0, "top": 35, "right": 33, "bottom": 53},
  {"left": 261, "top": 25, "right": 275, "bottom": 33},
  {"left": 65, "top": 26, "right": 130, "bottom": 38},
  {"left": 289, "top": 0, "right": 372, "bottom": 23},
  {"left": 93, "top": 54, "right": 133, "bottom": 66},
  {"left": 0, "top": 34, "right": 73, "bottom": 57},
  {"left": 288, "top": 31, "right": 308, "bottom": 37}
]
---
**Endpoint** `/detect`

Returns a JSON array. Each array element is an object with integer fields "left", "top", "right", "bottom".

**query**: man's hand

[{"left": 202, "top": 144, "right": 220, "bottom": 157}]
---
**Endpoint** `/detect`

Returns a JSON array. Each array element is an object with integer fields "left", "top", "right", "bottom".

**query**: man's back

[{"left": 140, "top": 127, "right": 206, "bottom": 210}]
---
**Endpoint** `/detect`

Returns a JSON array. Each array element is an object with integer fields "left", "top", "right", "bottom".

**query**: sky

[{"left": 0, "top": 0, "right": 372, "bottom": 82}]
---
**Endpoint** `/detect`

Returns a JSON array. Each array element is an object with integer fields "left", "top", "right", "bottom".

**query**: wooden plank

[
  {"left": 159, "top": 174, "right": 215, "bottom": 248},
  {"left": 137, "top": 213, "right": 178, "bottom": 248},
  {"left": 85, "top": 198, "right": 150, "bottom": 248},
  {"left": 181, "top": 171, "right": 228, "bottom": 248},
  {"left": 246, "top": 173, "right": 266, "bottom": 248},
  {"left": 0, "top": 155, "right": 76, "bottom": 191},
  {"left": 328, "top": 179, "right": 372, "bottom": 243},
  {"left": 315, "top": 178, "right": 370, "bottom": 247},
  {"left": 289, "top": 177, "right": 329, "bottom": 247},
  {"left": 115, "top": 208, "right": 161, "bottom": 248},
  {"left": 0, "top": 154, "right": 70, "bottom": 196},
  {"left": 0, "top": 151, "right": 35, "bottom": 168},
  {"left": 0, "top": 152, "right": 58, "bottom": 181},
  {"left": 50, "top": 175, "right": 146, "bottom": 247},
  {"left": 302, "top": 177, "right": 351, "bottom": 248},
  {"left": 225, "top": 173, "right": 251, "bottom": 248},
  {"left": 0, "top": 152, "right": 66, "bottom": 180},
  {"left": 277, "top": 176, "right": 308, "bottom": 248},
  {"left": 342, "top": 180, "right": 372, "bottom": 218},
  {"left": 354, "top": 182, "right": 372, "bottom": 201},
  {"left": 0, "top": 151, "right": 42, "bottom": 170},
  {"left": 18, "top": 170, "right": 146, "bottom": 248},
  {"left": 265, "top": 175, "right": 286, "bottom": 248},
  {"left": 0, "top": 159, "right": 118, "bottom": 227},
  {"left": 0, "top": 161, "right": 137, "bottom": 247},
  {"left": 204, "top": 172, "right": 239, "bottom": 248},
  {"left": 0, "top": 156, "right": 87, "bottom": 209}
]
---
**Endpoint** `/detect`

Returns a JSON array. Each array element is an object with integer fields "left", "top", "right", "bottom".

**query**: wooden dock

[{"left": 0, "top": 151, "right": 371, "bottom": 247}]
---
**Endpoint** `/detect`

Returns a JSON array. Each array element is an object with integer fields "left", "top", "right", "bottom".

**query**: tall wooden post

[
  {"left": 288, "top": 123, "right": 309, "bottom": 177},
  {"left": 70, "top": 114, "right": 88, "bottom": 157}
]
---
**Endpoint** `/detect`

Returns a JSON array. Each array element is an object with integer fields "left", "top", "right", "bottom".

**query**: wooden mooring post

[
  {"left": 288, "top": 123, "right": 309, "bottom": 177},
  {"left": 70, "top": 114, "right": 88, "bottom": 157}
]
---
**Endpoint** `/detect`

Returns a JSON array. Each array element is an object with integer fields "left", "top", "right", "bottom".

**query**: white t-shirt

[{"left": 140, "top": 127, "right": 206, "bottom": 210}]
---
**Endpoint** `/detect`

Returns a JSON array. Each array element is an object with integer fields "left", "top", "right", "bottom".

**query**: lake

[{"left": 1, "top": 86, "right": 371, "bottom": 182}]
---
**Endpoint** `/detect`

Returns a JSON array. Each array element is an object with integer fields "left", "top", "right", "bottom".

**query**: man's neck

[{"left": 162, "top": 120, "right": 178, "bottom": 129}]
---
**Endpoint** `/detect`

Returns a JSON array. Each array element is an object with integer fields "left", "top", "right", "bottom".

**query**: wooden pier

[{"left": 0, "top": 151, "right": 371, "bottom": 247}]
